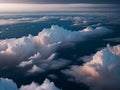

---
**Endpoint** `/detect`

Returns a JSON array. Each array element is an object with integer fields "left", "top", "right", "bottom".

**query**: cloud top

[
  {"left": 0, "top": 78, "right": 61, "bottom": 90},
  {"left": 0, "top": 78, "right": 18, "bottom": 90},
  {"left": 63, "top": 44, "right": 120, "bottom": 90},
  {"left": 0, "top": 25, "right": 110, "bottom": 64},
  {"left": 20, "top": 79, "right": 61, "bottom": 90}
]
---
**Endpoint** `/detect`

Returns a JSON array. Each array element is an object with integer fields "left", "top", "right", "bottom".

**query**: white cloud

[
  {"left": 19, "top": 78, "right": 61, "bottom": 90},
  {"left": 28, "top": 65, "right": 45, "bottom": 74},
  {"left": 47, "top": 53, "right": 56, "bottom": 61},
  {"left": 0, "top": 78, "right": 18, "bottom": 90},
  {"left": 62, "top": 44, "right": 120, "bottom": 90},
  {"left": 0, "top": 25, "right": 110, "bottom": 66},
  {"left": 0, "top": 78, "right": 61, "bottom": 90},
  {"left": 0, "top": 16, "right": 52, "bottom": 25},
  {"left": 25, "top": 58, "right": 71, "bottom": 75},
  {"left": 29, "top": 52, "right": 41, "bottom": 60},
  {"left": 18, "top": 60, "right": 33, "bottom": 67}
]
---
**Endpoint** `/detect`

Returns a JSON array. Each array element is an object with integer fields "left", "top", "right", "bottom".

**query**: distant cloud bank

[{"left": 0, "top": 4, "right": 119, "bottom": 12}]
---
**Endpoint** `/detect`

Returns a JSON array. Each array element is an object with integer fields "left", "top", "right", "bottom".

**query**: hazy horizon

[{"left": 0, "top": 3, "right": 119, "bottom": 12}]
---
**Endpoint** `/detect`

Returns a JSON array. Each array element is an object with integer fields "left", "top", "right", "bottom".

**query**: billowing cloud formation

[
  {"left": 0, "top": 78, "right": 61, "bottom": 90},
  {"left": 19, "top": 79, "right": 61, "bottom": 90},
  {"left": 0, "top": 78, "right": 18, "bottom": 90},
  {"left": 0, "top": 25, "right": 110, "bottom": 74},
  {"left": 63, "top": 44, "right": 120, "bottom": 90},
  {"left": 24, "top": 58, "right": 70, "bottom": 74},
  {"left": 0, "top": 25, "right": 109, "bottom": 64}
]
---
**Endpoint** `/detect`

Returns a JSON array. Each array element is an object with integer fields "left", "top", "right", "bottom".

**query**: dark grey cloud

[{"left": 0, "top": 0, "right": 120, "bottom": 4}]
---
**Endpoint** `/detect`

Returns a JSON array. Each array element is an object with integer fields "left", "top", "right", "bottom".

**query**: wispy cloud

[{"left": 0, "top": 16, "right": 50, "bottom": 25}]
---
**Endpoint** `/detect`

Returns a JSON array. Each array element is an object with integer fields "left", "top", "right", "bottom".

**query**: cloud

[
  {"left": 0, "top": 25, "right": 110, "bottom": 67},
  {"left": 18, "top": 60, "right": 33, "bottom": 67},
  {"left": 19, "top": 78, "right": 61, "bottom": 90},
  {"left": 62, "top": 44, "right": 120, "bottom": 90},
  {"left": 0, "top": 78, "right": 61, "bottom": 90},
  {"left": 60, "top": 16, "right": 84, "bottom": 26},
  {"left": 29, "top": 52, "right": 41, "bottom": 60},
  {"left": 24, "top": 58, "right": 71, "bottom": 75},
  {"left": 47, "top": 53, "right": 56, "bottom": 61},
  {"left": 18, "top": 52, "right": 70, "bottom": 74},
  {"left": 0, "top": 25, "right": 110, "bottom": 74},
  {"left": 0, "top": 16, "right": 52, "bottom": 25},
  {"left": 0, "top": 78, "right": 18, "bottom": 90},
  {"left": 28, "top": 65, "right": 45, "bottom": 74},
  {"left": 43, "top": 59, "right": 70, "bottom": 70}
]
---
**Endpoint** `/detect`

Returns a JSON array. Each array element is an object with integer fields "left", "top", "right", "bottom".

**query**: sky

[
  {"left": 0, "top": 0, "right": 120, "bottom": 4},
  {"left": 0, "top": 0, "right": 119, "bottom": 12},
  {"left": 0, "top": 4, "right": 119, "bottom": 12}
]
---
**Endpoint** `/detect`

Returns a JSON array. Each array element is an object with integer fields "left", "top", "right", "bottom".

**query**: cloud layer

[
  {"left": 0, "top": 78, "right": 18, "bottom": 90},
  {"left": 0, "top": 25, "right": 109, "bottom": 62},
  {"left": 0, "top": 78, "right": 61, "bottom": 90},
  {"left": 0, "top": 25, "right": 110, "bottom": 74},
  {"left": 63, "top": 44, "right": 120, "bottom": 90}
]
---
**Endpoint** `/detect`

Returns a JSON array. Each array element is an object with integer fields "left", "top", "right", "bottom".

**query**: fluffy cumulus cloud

[
  {"left": 19, "top": 79, "right": 61, "bottom": 90},
  {"left": 24, "top": 58, "right": 70, "bottom": 74},
  {"left": 62, "top": 44, "right": 120, "bottom": 90},
  {"left": 0, "top": 78, "right": 18, "bottom": 90},
  {"left": 0, "top": 78, "right": 61, "bottom": 90},
  {"left": 0, "top": 25, "right": 110, "bottom": 74},
  {"left": 0, "top": 25, "right": 109, "bottom": 62}
]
